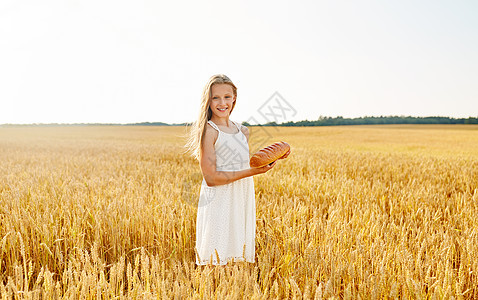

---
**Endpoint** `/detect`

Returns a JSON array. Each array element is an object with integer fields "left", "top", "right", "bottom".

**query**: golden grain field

[{"left": 1, "top": 125, "right": 477, "bottom": 299}]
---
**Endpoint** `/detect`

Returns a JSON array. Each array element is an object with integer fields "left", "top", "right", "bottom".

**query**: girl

[{"left": 184, "top": 74, "right": 290, "bottom": 265}]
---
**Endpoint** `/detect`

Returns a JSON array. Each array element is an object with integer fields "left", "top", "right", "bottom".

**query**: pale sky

[{"left": 1, "top": 0, "right": 477, "bottom": 124}]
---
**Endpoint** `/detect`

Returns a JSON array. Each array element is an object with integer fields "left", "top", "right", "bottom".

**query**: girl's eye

[{"left": 226, "top": 96, "right": 231, "bottom": 98}]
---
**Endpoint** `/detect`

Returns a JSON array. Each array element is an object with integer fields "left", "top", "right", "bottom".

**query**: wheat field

[{"left": 1, "top": 125, "right": 477, "bottom": 299}]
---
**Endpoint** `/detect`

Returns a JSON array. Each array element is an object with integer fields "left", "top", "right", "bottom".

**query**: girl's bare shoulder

[
  {"left": 204, "top": 123, "right": 219, "bottom": 145},
  {"left": 240, "top": 124, "right": 249, "bottom": 140}
]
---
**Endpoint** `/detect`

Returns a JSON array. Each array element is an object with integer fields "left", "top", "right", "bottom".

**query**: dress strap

[
  {"left": 208, "top": 120, "right": 242, "bottom": 133},
  {"left": 231, "top": 120, "right": 242, "bottom": 132},
  {"left": 207, "top": 120, "right": 220, "bottom": 132}
]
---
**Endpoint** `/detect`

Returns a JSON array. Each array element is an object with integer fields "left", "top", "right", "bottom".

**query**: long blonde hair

[{"left": 183, "top": 74, "right": 238, "bottom": 161}]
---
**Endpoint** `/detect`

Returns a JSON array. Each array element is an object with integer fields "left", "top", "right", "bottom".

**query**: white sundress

[{"left": 195, "top": 119, "right": 256, "bottom": 265}]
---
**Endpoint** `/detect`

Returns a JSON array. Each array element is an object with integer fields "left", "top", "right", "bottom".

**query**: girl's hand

[
  {"left": 279, "top": 149, "right": 291, "bottom": 160},
  {"left": 252, "top": 161, "right": 276, "bottom": 175}
]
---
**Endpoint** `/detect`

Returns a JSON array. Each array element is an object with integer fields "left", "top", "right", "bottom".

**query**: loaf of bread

[{"left": 250, "top": 141, "right": 290, "bottom": 168}]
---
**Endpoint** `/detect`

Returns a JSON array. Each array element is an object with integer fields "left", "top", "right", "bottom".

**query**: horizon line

[{"left": 1, "top": 115, "right": 478, "bottom": 127}]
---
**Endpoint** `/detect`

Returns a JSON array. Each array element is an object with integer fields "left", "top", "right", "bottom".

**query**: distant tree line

[
  {"left": 243, "top": 116, "right": 478, "bottom": 127},
  {"left": 3, "top": 116, "right": 477, "bottom": 127}
]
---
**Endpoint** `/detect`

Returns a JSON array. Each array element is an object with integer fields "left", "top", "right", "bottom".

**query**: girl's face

[{"left": 210, "top": 83, "right": 235, "bottom": 117}]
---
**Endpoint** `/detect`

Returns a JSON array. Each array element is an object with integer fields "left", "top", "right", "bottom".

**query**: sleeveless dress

[{"left": 195, "top": 119, "right": 256, "bottom": 265}]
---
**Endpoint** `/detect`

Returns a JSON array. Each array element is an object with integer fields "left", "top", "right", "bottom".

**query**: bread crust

[{"left": 250, "top": 141, "right": 290, "bottom": 168}]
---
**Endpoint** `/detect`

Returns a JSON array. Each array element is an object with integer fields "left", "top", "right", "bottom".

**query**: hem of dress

[{"left": 195, "top": 256, "right": 255, "bottom": 266}]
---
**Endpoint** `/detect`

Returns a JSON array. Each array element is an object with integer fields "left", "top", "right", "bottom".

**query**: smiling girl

[{"left": 184, "top": 74, "right": 289, "bottom": 265}]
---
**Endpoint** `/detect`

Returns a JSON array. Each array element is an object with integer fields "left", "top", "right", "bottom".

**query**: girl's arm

[{"left": 200, "top": 124, "right": 274, "bottom": 187}]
